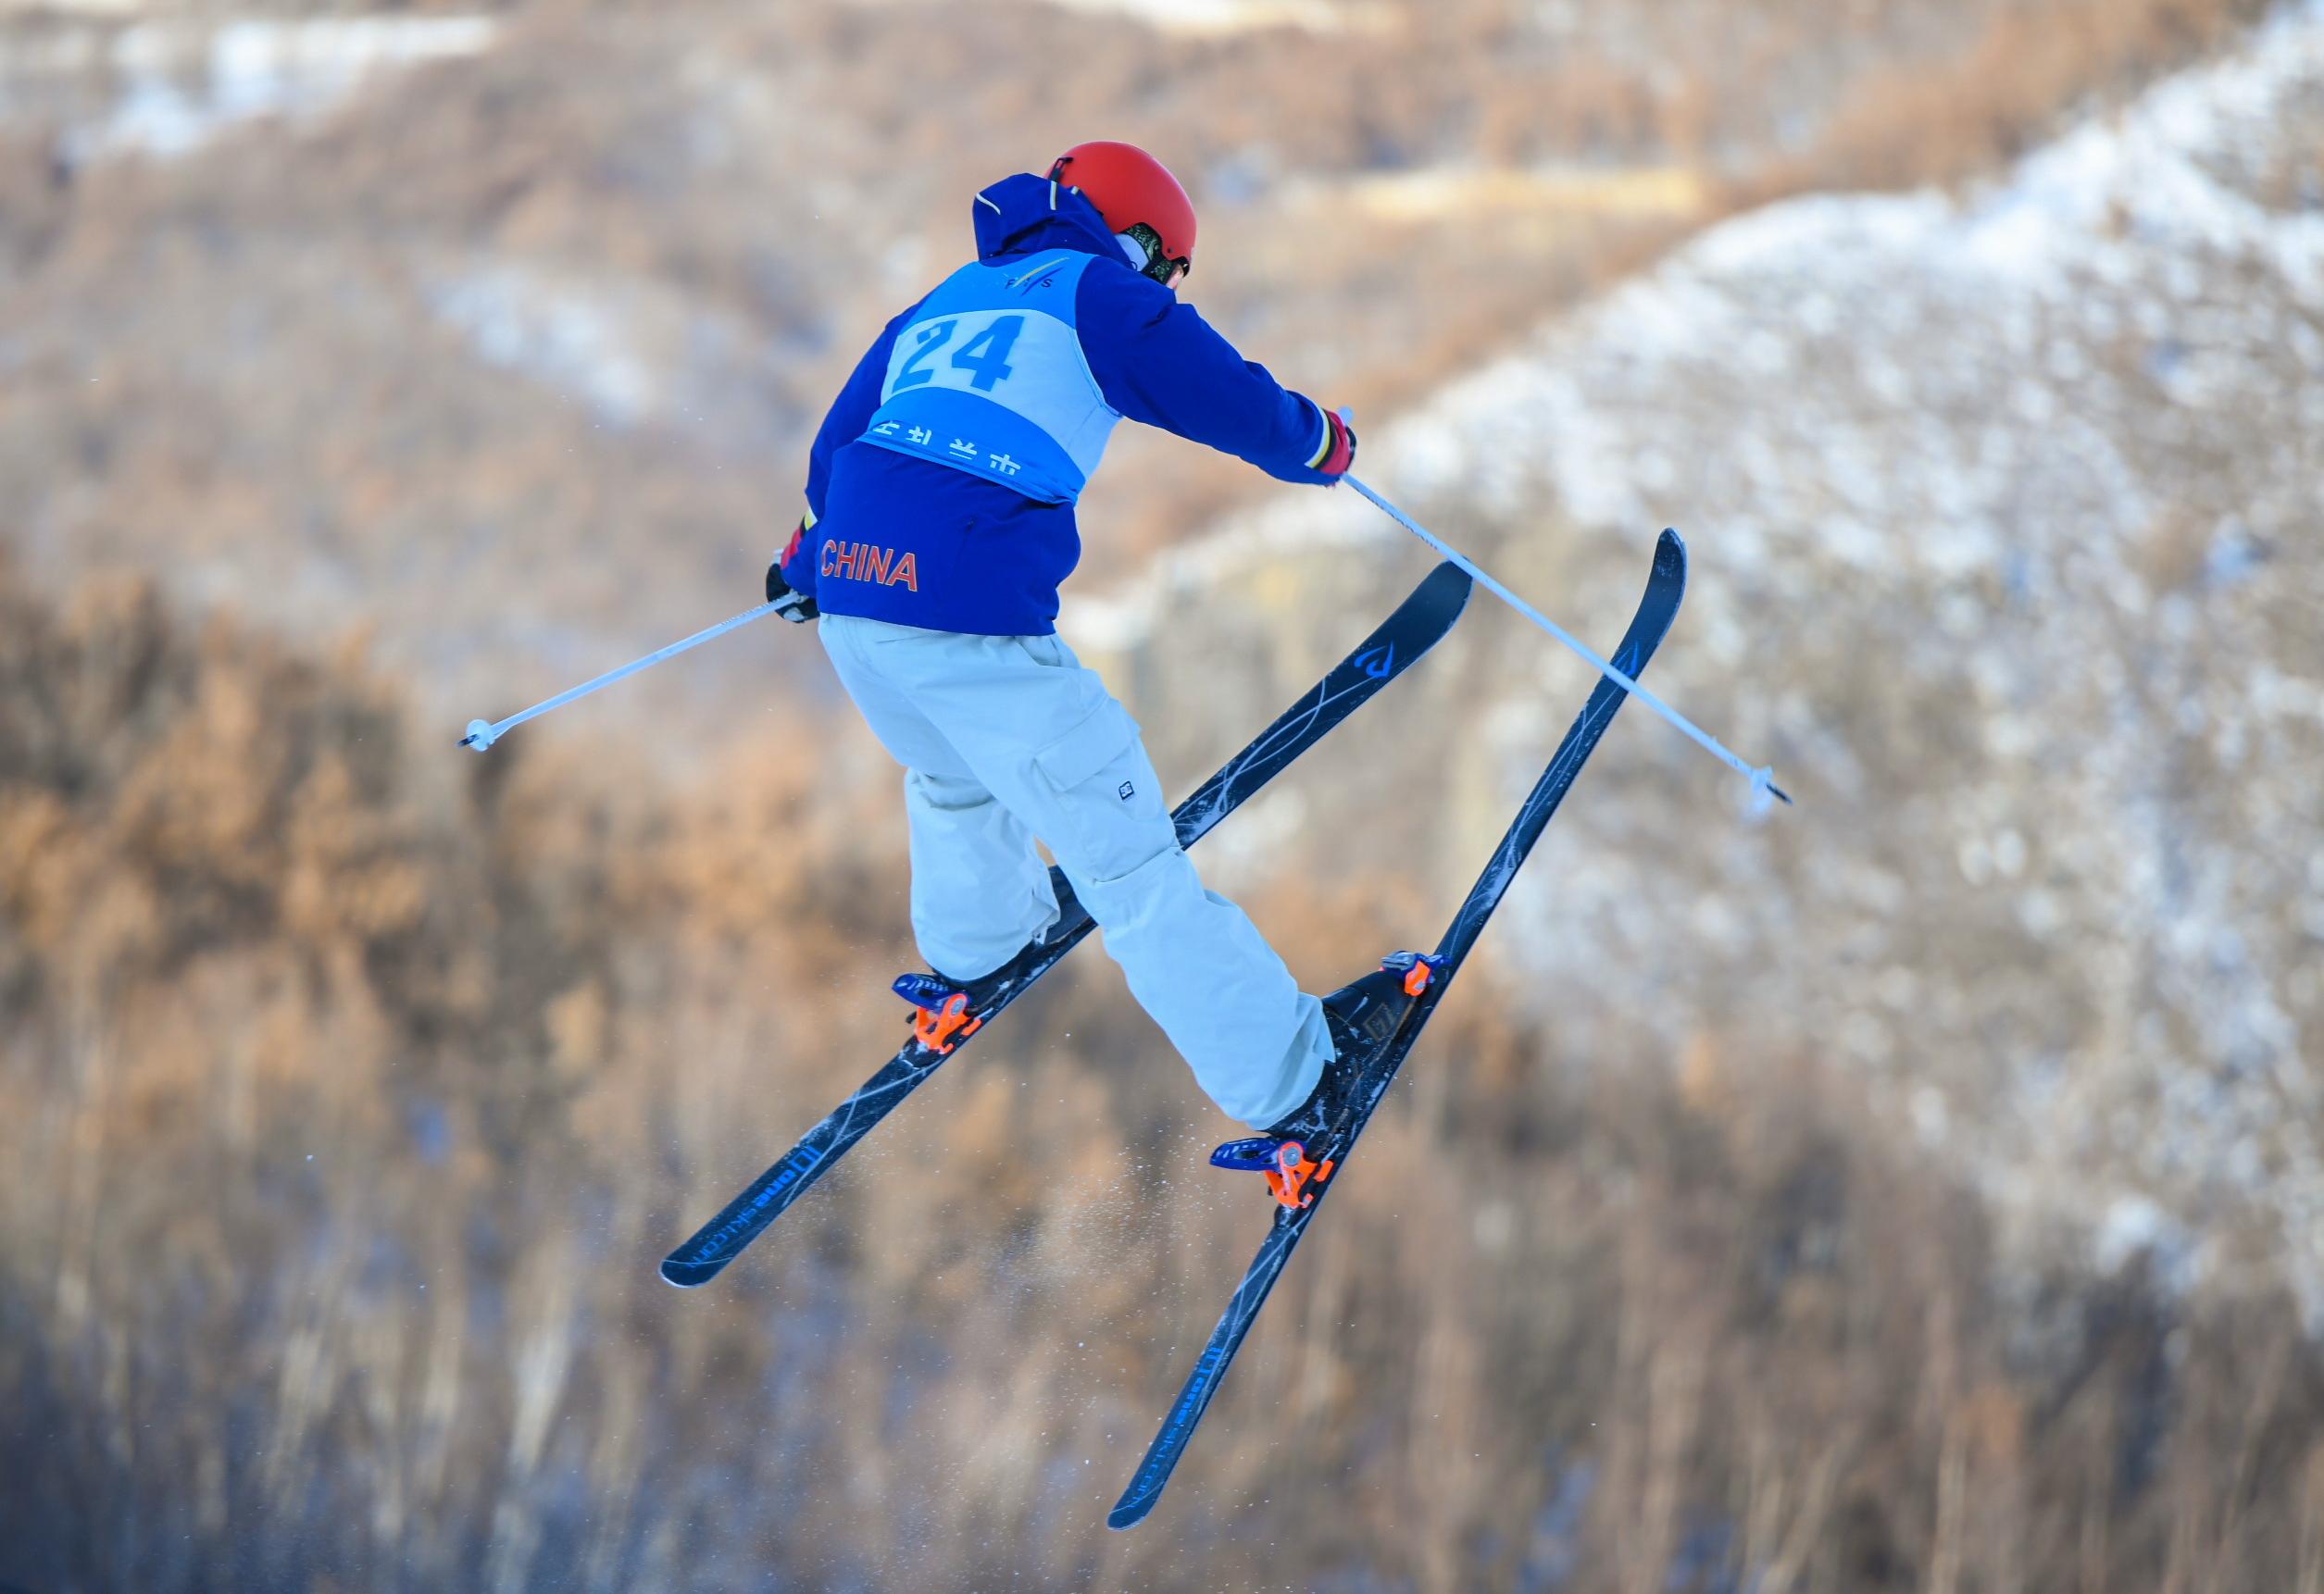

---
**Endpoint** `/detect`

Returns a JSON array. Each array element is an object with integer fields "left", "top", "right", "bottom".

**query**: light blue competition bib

[{"left": 856, "top": 252, "right": 1121, "bottom": 504}]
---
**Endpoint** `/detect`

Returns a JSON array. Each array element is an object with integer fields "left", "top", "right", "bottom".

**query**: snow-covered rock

[
  {"left": 56, "top": 16, "right": 498, "bottom": 164},
  {"left": 1071, "top": 0, "right": 2324, "bottom": 1317}
]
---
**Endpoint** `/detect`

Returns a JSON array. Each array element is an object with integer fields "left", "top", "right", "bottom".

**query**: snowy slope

[{"left": 1069, "top": 2, "right": 2324, "bottom": 1314}]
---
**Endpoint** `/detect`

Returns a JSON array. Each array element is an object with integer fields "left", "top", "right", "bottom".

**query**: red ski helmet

[{"left": 1046, "top": 141, "right": 1196, "bottom": 286}]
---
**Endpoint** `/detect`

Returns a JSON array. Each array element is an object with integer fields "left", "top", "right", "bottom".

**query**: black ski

[
  {"left": 1106, "top": 529, "right": 1687, "bottom": 1531},
  {"left": 660, "top": 561, "right": 1475, "bottom": 1289}
]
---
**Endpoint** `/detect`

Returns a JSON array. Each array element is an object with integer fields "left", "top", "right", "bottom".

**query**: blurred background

[{"left": 2, "top": 0, "right": 2320, "bottom": 1588}]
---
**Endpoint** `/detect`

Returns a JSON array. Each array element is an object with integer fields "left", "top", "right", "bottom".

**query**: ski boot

[
  {"left": 1211, "top": 951, "right": 1445, "bottom": 1209},
  {"left": 893, "top": 881, "right": 1090, "bottom": 1064}
]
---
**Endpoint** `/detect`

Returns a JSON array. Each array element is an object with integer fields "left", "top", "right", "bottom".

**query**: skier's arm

[
  {"left": 778, "top": 309, "right": 914, "bottom": 598},
  {"left": 1076, "top": 265, "right": 1344, "bottom": 485}
]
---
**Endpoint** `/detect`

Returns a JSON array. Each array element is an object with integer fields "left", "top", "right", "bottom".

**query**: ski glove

[
  {"left": 767, "top": 520, "right": 818, "bottom": 622},
  {"left": 1310, "top": 406, "right": 1357, "bottom": 479}
]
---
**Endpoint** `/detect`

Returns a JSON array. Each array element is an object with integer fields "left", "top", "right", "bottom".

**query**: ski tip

[
  {"left": 1406, "top": 560, "right": 1475, "bottom": 629},
  {"left": 657, "top": 1255, "right": 722, "bottom": 1290},
  {"left": 1106, "top": 1494, "right": 1156, "bottom": 1532}
]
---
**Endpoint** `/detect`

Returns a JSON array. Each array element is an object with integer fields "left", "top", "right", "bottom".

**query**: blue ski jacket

[{"left": 780, "top": 172, "right": 1338, "bottom": 636}]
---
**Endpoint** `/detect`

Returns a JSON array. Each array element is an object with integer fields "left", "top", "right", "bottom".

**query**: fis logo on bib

[
  {"left": 820, "top": 539, "right": 920, "bottom": 592},
  {"left": 1005, "top": 255, "right": 1068, "bottom": 293}
]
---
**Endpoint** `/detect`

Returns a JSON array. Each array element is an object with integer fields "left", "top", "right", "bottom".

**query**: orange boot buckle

[
  {"left": 1260, "top": 1139, "right": 1336, "bottom": 1210},
  {"left": 911, "top": 992, "right": 982, "bottom": 1055}
]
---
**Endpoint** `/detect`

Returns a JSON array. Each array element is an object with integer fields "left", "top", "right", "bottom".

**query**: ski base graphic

[{"left": 1107, "top": 529, "right": 1688, "bottom": 1530}]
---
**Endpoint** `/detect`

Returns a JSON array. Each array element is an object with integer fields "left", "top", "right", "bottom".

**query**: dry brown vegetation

[
  {"left": 0, "top": 0, "right": 2274, "bottom": 740},
  {"left": 1738, "top": 0, "right": 2277, "bottom": 200},
  {"left": 4, "top": 561, "right": 2323, "bottom": 1591}
]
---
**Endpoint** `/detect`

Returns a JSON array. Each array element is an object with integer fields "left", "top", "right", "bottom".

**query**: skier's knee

[
  {"left": 1030, "top": 700, "right": 1175, "bottom": 881},
  {"left": 906, "top": 768, "right": 996, "bottom": 813},
  {"left": 1072, "top": 841, "right": 1194, "bottom": 926}
]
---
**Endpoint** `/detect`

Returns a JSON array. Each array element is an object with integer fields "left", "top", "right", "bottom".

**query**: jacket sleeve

[
  {"left": 783, "top": 308, "right": 913, "bottom": 596},
  {"left": 1074, "top": 263, "right": 1335, "bottom": 485},
  {"left": 806, "top": 311, "right": 912, "bottom": 519}
]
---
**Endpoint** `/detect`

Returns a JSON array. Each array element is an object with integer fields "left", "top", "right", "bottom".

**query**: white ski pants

[{"left": 818, "top": 614, "right": 1330, "bottom": 1128}]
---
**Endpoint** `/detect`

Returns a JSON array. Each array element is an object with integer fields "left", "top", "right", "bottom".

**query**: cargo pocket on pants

[{"left": 1031, "top": 696, "right": 1174, "bottom": 885}]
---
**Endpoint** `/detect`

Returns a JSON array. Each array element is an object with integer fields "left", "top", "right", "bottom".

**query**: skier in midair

[{"left": 765, "top": 142, "right": 1405, "bottom": 1151}]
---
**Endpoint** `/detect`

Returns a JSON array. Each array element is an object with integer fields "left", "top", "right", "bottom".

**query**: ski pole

[
  {"left": 1343, "top": 471, "right": 1791, "bottom": 811},
  {"left": 458, "top": 601, "right": 781, "bottom": 751}
]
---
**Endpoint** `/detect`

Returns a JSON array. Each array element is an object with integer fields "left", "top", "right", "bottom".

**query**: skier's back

[{"left": 768, "top": 142, "right": 1370, "bottom": 1139}]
